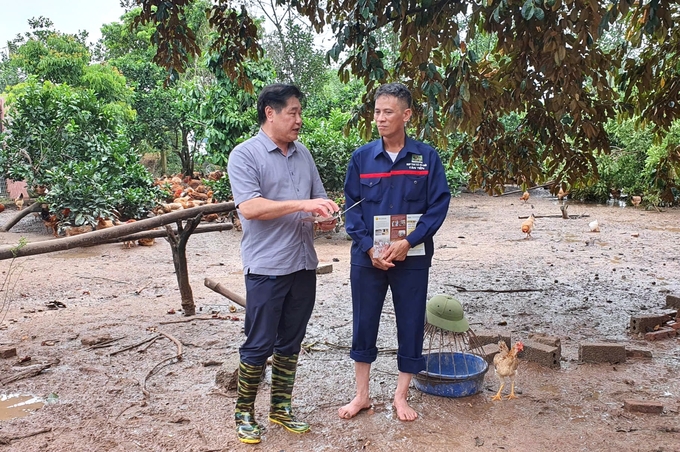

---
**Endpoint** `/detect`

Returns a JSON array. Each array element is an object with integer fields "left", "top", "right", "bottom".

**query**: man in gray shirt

[{"left": 227, "top": 84, "right": 339, "bottom": 444}]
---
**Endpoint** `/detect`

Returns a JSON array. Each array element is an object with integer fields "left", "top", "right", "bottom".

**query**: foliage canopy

[{"left": 134, "top": 0, "right": 680, "bottom": 197}]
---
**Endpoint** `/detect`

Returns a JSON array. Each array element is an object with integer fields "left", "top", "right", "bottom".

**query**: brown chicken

[
  {"left": 631, "top": 195, "right": 642, "bottom": 207},
  {"left": 521, "top": 214, "right": 535, "bottom": 239},
  {"left": 492, "top": 340, "right": 524, "bottom": 401},
  {"left": 15, "top": 193, "right": 24, "bottom": 210},
  {"left": 519, "top": 191, "right": 530, "bottom": 203},
  {"left": 557, "top": 187, "right": 568, "bottom": 201}
]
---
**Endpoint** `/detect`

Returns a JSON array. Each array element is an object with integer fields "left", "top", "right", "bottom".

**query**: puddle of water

[{"left": 0, "top": 394, "right": 44, "bottom": 420}]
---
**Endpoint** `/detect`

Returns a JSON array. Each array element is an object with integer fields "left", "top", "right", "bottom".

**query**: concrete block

[
  {"left": 623, "top": 399, "right": 663, "bottom": 414},
  {"left": 666, "top": 294, "right": 680, "bottom": 310},
  {"left": 626, "top": 347, "right": 653, "bottom": 359},
  {"left": 0, "top": 346, "right": 17, "bottom": 359},
  {"left": 644, "top": 327, "right": 676, "bottom": 341},
  {"left": 470, "top": 330, "right": 511, "bottom": 349},
  {"left": 480, "top": 343, "right": 500, "bottom": 364},
  {"left": 316, "top": 263, "right": 333, "bottom": 275},
  {"left": 630, "top": 314, "right": 671, "bottom": 334},
  {"left": 579, "top": 342, "right": 627, "bottom": 364},
  {"left": 522, "top": 339, "right": 560, "bottom": 368},
  {"left": 528, "top": 334, "right": 562, "bottom": 358}
]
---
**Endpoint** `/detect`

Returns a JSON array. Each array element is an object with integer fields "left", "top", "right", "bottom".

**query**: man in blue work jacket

[{"left": 339, "top": 82, "right": 451, "bottom": 421}]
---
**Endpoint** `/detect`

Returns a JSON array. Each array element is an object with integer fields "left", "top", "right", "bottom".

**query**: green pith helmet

[{"left": 426, "top": 295, "right": 469, "bottom": 332}]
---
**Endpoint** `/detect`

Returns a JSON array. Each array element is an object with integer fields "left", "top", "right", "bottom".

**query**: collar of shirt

[
  {"left": 371, "top": 136, "right": 423, "bottom": 161},
  {"left": 258, "top": 128, "right": 298, "bottom": 156}
]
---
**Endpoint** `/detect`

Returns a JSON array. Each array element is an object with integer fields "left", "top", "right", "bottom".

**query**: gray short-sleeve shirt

[{"left": 227, "top": 129, "right": 328, "bottom": 275}]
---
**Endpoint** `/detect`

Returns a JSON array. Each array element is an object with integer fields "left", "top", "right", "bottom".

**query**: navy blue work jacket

[{"left": 344, "top": 136, "right": 451, "bottom": 269}]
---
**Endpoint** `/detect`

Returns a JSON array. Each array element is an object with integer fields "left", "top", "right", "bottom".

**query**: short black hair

[
  {"left": 257, "top": 84, "right": 303, "bottom": 125},
  {"left": 374, "top": 83, "right": 412, "bottom": 109}
]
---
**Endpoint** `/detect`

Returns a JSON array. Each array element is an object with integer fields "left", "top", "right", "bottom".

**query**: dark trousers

[
  {"left": 240, "top": 269, "right": 316, "bottom": 365},
  {"left": 349, "top": 265, "right": 429, "bottom": 374}
]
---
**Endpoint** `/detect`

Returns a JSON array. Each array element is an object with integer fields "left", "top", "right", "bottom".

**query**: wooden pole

[
  {"left": 0, "top": 202, "right": 235, "bottom": 260},
  {"left": 204, "top": 277, "right": 247, "bottom": 308},
  {"left": 165, "top": 214, "right": 203, "bottom": 316}
]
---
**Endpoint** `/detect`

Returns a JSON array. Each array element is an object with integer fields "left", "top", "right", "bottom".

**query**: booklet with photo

[{"left": 373, "top": 214, "right": 425, "bottom": 258}]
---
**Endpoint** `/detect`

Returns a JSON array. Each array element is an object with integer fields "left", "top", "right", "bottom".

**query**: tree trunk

[
  {"left": 161, "top": 148, "right": 168, "bottom": 176},
  {"left": 165, "top": 214, "right": 202, "bottom": 316},
  {"left": 180, "top": 127, "right": 193, "bottom": 177}
]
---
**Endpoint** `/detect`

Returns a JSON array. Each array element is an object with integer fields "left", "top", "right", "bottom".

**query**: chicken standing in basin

[{"left": 492, "top": 340, "right": 524, "bottom": 401}]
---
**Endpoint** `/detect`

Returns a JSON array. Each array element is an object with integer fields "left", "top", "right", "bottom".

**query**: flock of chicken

[{"left": 518, "top": 189, "right": 642, "bottom": 239}]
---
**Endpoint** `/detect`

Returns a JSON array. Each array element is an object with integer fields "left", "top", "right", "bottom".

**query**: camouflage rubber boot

[
  {"left": 235, "top": 361, "right": 264, "bottom": 444},
  {"left": 268, "top": 354, "right": 310, "bottom": 434}
]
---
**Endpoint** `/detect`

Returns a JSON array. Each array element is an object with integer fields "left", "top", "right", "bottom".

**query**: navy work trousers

[
  {"left": 239, "top": 269, "right": 316, "bottom": 365},
  {"left": 349, "top": 265, "right": 429, "bottom": 374}
]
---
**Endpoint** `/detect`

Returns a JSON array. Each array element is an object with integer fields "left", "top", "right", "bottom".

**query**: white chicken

[{"left": 588, "top": 219, "right": 600, "bottom": 232}]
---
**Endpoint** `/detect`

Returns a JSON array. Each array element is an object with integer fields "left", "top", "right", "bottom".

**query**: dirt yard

[{"left": 0, "top": 189, "right": 679, "bottom": 452}]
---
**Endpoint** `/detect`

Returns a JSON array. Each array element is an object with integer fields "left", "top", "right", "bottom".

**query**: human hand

[
  {"left": 381, "top": 239, "right": 411, "bottom": 263},
  {"left": 315, "top": 218, "right": 338, "bottom": 232},
  {"left": 367, "top": 247, "right": 395, "bottom": 271},
  {"left": 301, "top": 198, "right": 340, "bottom": 218}
]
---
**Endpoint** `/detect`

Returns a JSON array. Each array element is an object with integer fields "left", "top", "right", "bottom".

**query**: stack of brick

[{"left": 630, "top": 310, "right": 679, "bottom": 341}]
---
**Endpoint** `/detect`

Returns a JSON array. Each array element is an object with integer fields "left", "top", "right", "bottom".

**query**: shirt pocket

[
  {"left": 360, "top": 177, "right": 383, "bottom": 202},
  {"left": 403, "top": 175, "right": 427, "bottom": 201}
]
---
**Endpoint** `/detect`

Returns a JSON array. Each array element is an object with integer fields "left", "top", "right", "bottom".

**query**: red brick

[
  {"left": 623, "top": 399, "right": 663, "bottom": 414},
  {"left": 0, "top": 346, "right": 17, "bottom": 359},
  {"left": 644, "top": 327, "right": 676, "bottom": 341}
]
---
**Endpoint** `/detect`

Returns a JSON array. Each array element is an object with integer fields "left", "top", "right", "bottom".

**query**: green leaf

[
  {"left": 534, "top": 7, "right": 545, "bottom": 21},
  {"left": 521, "top": 0, "right": 535, "bottom": 20}
]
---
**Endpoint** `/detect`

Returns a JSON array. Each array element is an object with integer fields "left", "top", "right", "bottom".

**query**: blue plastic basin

[{"left": 413, "top": 352, "right": 489, "bottom": 398}]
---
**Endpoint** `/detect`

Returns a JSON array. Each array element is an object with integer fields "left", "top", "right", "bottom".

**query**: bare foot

[
  {"left": 338, "top": 396, "right": 372, "bottom": 419},
  {"left": 393, "top": 398, "right": 418, "bottom": 421}
]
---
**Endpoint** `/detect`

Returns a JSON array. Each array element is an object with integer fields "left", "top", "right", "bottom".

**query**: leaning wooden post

[
  {"left": 0, "top": 202, "right": 41, "bottom": 232},
  {"left": 165, "top": 214, "right": 202, "bottom": 316}
]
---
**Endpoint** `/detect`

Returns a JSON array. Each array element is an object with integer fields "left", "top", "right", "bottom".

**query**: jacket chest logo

[{"left": 405, "top": 155, "right": 427, "bottom": 171}]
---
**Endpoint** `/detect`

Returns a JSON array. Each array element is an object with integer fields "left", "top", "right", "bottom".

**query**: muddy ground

[{"left": 0, "top": 189, "right": 678, "bottom": 452}]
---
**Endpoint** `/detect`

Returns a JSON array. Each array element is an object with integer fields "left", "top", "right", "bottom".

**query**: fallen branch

[
  {"left": 0, "top": 427, "right": 52, "bottom": 445},
  {"left": 494, "top": 182, "right": 555, "bottom": 197},
  {"left": 141, "top": 331, "right": 183, "bottom": 399},
  {"left": 158, "top": 315, "right": 236, "bottom": 325},
  {"left": 109, "top": 335, "right": 160, "bottom": 356},
  {"left": 518, "top": 214, "right": 589, "bottom": 219},
  {"left": 445, "top": 284, "right": 542, "bottom": 293},
  {"left": 77, "top": 275, "right": 129, "bottom": 284},
  {"left": 204, "top": 278, "right": 247, "bottom": 308},
  {"left": 1, "top": 360, "right": 59, "bottom": 385},
  {"left": 88, "top": 336, "right": 126, "bottom": 349},
  {"left": 138, "top": 336, "right": 159, "bottom": 353},
  {"left": 323, "top": 341, "right": 397, "bottom": 354}
]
